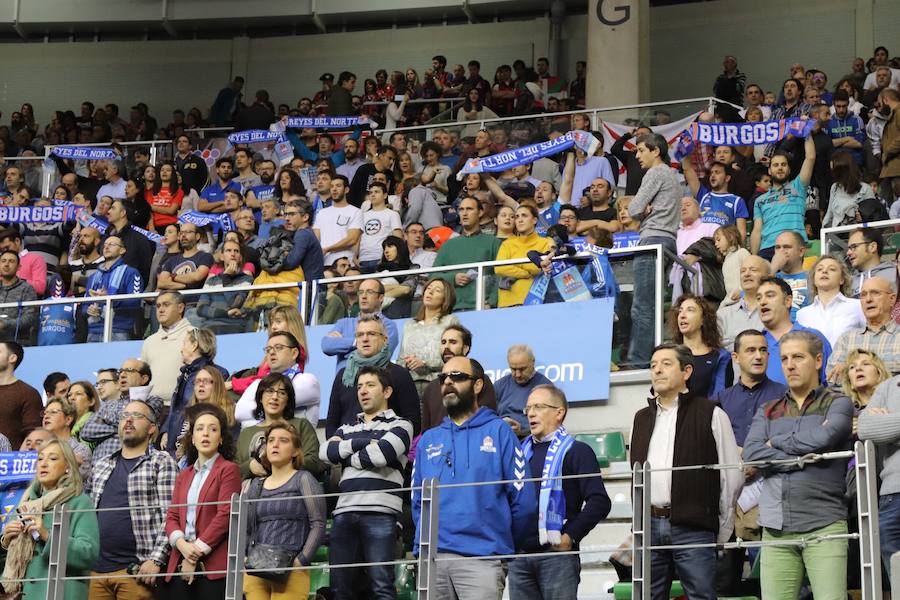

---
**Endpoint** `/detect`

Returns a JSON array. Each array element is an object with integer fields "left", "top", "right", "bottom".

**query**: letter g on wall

[{"left": 596, "top": 0, "right": 631, "bottom": 26}]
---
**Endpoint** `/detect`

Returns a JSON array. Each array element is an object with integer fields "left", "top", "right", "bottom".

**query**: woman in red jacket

[
  {"left": 146, "top": 162, "right": 184, "bottom": 231},
  {"left": 164, "top": 403, "right": 241, "bottom": 598}
]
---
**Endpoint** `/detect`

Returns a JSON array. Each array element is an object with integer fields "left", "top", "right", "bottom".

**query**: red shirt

[{"left": 146, "top": 187, "right": 184, "bottom": 228}]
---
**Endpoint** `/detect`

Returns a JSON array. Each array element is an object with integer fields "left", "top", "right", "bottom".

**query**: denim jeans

[
  {"left": 649, "top": 517, "right": 717, "bottom": 600},
  {"left": 880, "top": 493, "right": 900, "bottom": 582},
  {"left": 507, "top": 553, "right": 581, "bottom": 599},
  {"left": 329, "top": 512, "right": 397, "bottom": 600},
  {"left": 628, "top": 236, "right": 676, "bottom": 368},
  {"left": 86, "top": 330, "right": 132, "bottom": 343},
  {"left": 359, "top": 259, "right": 381, "bottom": 274}
]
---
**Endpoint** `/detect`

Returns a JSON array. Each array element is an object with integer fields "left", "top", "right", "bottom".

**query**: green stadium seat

[
  {"left": 312, "top": 544, "right": 328, "bottom": 563},
  {"left": 308, "top": 564, "right": 330, "bottom": 595},
  {"left": 805, "top": 238, "right": 820, "bottom": 257},
  {"left": 575, "top": 431, "right": 628, "bottom": 469},
  {"left": 613, "top": 580, "right": 684, "bottom": 599},
  {"left": 395, "top": 563, "right": 417, "bottom": 600}
]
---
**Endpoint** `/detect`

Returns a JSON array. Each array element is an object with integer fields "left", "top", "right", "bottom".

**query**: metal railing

[
  {"left": 821, "top": 217, "right": 900, "bottom": 256},
  {"left": 0, "top": 244, "right": 695, "bottom": 356},
  {"left": 631, "top": 440, "right": 881, "bottom": 600}
]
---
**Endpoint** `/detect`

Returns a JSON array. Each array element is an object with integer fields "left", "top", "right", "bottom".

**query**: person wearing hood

[
  {"left": 141, "top": 291, "right": 194, "bottom": 402},
  {"left": 412, "top": 356, "right": 537, "bottom": 600},
  {"left": 0, "top": 250, "right": 37, "bottom": 344},
  {"left": 83, "top": 235, "right": 143, "bottom": 342}
]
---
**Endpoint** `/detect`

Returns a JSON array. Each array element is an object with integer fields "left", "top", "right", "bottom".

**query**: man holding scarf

[{"left": 508, "top": 384, "right": 611, "bottom": 599}]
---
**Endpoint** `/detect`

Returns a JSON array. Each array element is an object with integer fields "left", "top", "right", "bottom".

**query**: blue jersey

[
  {"left": 537, "top": 202, "right": 561, "bottom": 237},
  {"left": 776, "top": 271, "right": 810, "bottom": 320},
  {"left": 248, "top": 184, "right": 275, "bottom": 202},
  {"left": 199, "top": 180, "right": 240, "bottom": 204},
  {"left": 697, "top": 185, "right": 749, "bottom": 227}
]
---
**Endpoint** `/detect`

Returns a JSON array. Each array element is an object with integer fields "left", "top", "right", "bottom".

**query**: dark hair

[
  {"left": 414, "top": 278, "right": 456, "bottom": 321},
  {"left": 833, "top": 89, "right": 851, "bottom": 104},
  {"left": 463, "top": 88, "right": 484, "bottom": 112},
  {"left": 182, "top": 403, "right": 236, "bottom": 465},
  {"left": 379, "top": 235, "right": 412, "bottom": 271},
  {"left": 758, "top": 275, "right": 794, "bottom": 299},
  {"left": 215, "top": 157, "right": 234, "bottom": 171},
  {"left": 668, "top": 293, "right": 722, "bottom": 350},
  {"left": 0, "top": 249, "right": 20, "bottom": 265},
  {"left": 338, "top": 71, "right": 356, "bottom": 85},
  {"left": 851, "top": 227, "right": 884, "bottom": 255},
  {"left": 0, "top": 341, "right": 25, "bottom": 370},
  {"left": 97, "top": 367, "right": 117, "bottom": 381},
  {"left": 432, "top": 55, "right": 447, "bottom": 68},
  {"left": 443, "top": 323, "right": 472, "bottom": 349},
  {"left": 259, "top": 420, "right": 304, "bottom": 471},
  {"left": 252, "top": 373, "right": 296, "bottom": 421},
  {"left": 468, "top": 60, "right": 481, "bottom": 69},
  {"left": 651, "top": 342, "right": 693, "bottom": 370},
  {"left": 356, "top": 365, "right": 392, "bottom": 391},
  {"left": 42, "top": 372, "right": 69, "bottom": 395},
  {"left": 419, "top": 141, "right": 442, "bottom": 161},
  {"left": 332, "top": 174, "right": 350, "bottom": 188},
  {"left": 734, "top": 329, "right": 766, "bottom": 353},
  {"left": 0, "top": 229, "right": 22, "bottom": 243},
  {"left": 635, "top": 133, "right": 669, "bottom": 163},
  {"left": 368, "top": 181, "right": 388, "bottom": 195},
  {"left": 559, "top": 204, "right": 579, "bottom": 219},
  {"left": 275, "top": 168, "right": 306, "bottom": 199},
  {"left": 831, "top": 151, "right": 862, "bottom": 195}
]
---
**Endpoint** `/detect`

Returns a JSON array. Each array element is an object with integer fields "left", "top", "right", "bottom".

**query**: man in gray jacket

[
  {"left": 744, "top": 330, "right": 853, "bottom": 600},
  {"left": 859, "top": 372, "right": 900, "bottom": 581},
  {"left": 0, "top": 250, "right": 37, "bottom": 344},
  {"left": 625, "top": 133, "right": 682, "bottom": 367}
]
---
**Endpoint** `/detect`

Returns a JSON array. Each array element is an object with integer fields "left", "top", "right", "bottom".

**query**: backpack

[
  {"left": 257, "top": 227, "right": 295, "bottom": 275},
  {"left": 856, "top": 197, "right": 889, "bottom": 223}
]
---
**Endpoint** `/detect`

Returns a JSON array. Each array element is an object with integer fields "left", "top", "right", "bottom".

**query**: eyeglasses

[
  {"left": 263, "top": 344, "right": 297, "bottom": 354},
  {"left": 437, "top": 371, "right": 477, "bottom": 384},
  {"left": 95, "top": 379, "right": 115, "bottom": 386},
  {"left": 119, "top": 411, "right": 151, "bottom": 422},
  {"left": 42, "top": 408, "right": 64, "bottom": 417},
  {"left": 847, "top": 241, "right": 873, "bottom": 252},
  {"left": 262, "top": 388, "right": 289, "bottom": 398},
  {"left": 355, "top": 331, "right": 384, "bottom": 339},
  {"left": 522, "top": 403, "right": 562, "bottom": 415},
  {"left": 194, "top": 378, "right": 215, "bottom": 385},
  {"left": 119, "top": 368, "right": 141, "bottom": 375}
]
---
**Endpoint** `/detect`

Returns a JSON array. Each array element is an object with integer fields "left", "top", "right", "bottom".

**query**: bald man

[{"left": 717, "top": 254, "right": 770, "bottom": 352}]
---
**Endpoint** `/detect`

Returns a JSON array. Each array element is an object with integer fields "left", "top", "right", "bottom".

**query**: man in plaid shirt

[{"left": 90, "top": 399, "right": 177, "bottom": 599}]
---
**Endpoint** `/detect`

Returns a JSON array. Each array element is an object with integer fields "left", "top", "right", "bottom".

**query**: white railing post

[
  {"left": 654, "top": 245, "right": 664, "bottom": 347},
  {"left": 224, "top": 492, "right": 248, "bottom": 600},
  {"left": 308, "top": 280, "right": 318, "bottom": 326},
  {"left": 475, "top": 265, "right": 485, "bottom": 311},
  {"left": 298, "top": 281, "right": 308, "bottom": 324},
  {"left": 855, "top": 440, "right": 883, "bottom": 599},
  {"left": 631, "top": 462, "right": 651, "bottom": 600},
  {"left": 45, "top": 504, "right": 71, "bottom": 600},
  {"left": 102, "top": 297, "right": 113, "bottom": 343},
  {"left": 416, "top": 478, "right": 440, "bottom": 600}
]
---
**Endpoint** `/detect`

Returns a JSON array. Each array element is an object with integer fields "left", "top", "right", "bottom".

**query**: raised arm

[
  {"left": 798, "top": 129, "right": 817, "bottom": 186},
  {"left": 680, "top": 155, "right": 701, "bottom": 197},
  {"left": 559, "top": 151, "right": 576, "bottom": 203}
]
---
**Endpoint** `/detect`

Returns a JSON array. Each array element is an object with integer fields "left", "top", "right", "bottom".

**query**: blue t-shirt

[
  {"left": 776, "top": 271, "right": 810, "bottom": 320},
  {"left": 754, "top": 177, "right": 808, "bottom": 250},
  {"left": 248, "top": 184, "right": 275, "bottom": 202},
  {"left": 763, "top": 323, "right": 831, "bottom": 385},
  {"left": 94, "top": 456, "right": 141, "bottom": 572},
  {"left": 697, "top": 185, "right": 749, "bottom": 227},
  {"left": 827, "top": 115, "right": 866, "bottom": 165},
  {"left": 199, "top": 180, "right": 240, "bottom": 203},
  {"left": 537, "top": 202, "right": 561, "bottom": 237}
]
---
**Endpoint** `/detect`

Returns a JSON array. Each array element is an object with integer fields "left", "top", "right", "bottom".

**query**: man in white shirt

[
  {"left": 629, "top": 342, "right": 742, "bottom": 600},
  {"left": 140, "top": 291, "right": 194, "bottom": 403},
  {"left": 314, "top": 175, "right": 362, "bottom": 266},
  {"left": 95, "top": 159, "right": 127, "bottom": 201},
  {"left": 358, "top": 181, "right": 402, "bottom": 273}
]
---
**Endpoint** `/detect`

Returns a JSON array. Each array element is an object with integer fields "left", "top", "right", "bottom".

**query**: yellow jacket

[
  {"left": 494, "top": 232, "right": 553, "bottom": 307},
  {"left": 245, "top": 267, "right": 305, "bottom": 310}
]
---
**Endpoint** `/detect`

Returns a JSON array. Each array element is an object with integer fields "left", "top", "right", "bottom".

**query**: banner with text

[
  {"left": 457, "top": 130, "right": 600, "bottom": 180},
  {"left": 16, "top": 299, "right": 615, "bottom": 417},
  {"left": 285, "top": 116, "right": 376, "bottom": 130},
  {"left": 51, "top": 147, "right": 118, "bottom": 161},
  {"left": 672, "top": 117, "right": 817, "bottom": 161}
]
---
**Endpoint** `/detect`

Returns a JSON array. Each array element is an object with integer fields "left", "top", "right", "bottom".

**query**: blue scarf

[
  {"left": 521, "top": 426, "right": 574, "bottom": 545},
  {"left": 285, "top": 116, "right": 375, "bottom": 129},
  {"left": 0, "top": 205, "right": 76, "bottom": 223},
  {"left": 227, "top": 129, "right": 282, "bottom": 144},
  {"left": 673, "top": 117, "right": 817, "bottom": 161},
  {"left": 456, "top": 130, "right": 599, "bottom": 180},
  {"left": 51, "top": 146, "right": 117, "bottom": 160}
]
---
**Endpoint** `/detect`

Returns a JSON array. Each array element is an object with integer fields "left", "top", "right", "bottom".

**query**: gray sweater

[
  {"left": 626, "top": 162, "right": 682, "bottom": 242},
  {"left": 858, "top": 375, "right": 900, "bottom": 495}
]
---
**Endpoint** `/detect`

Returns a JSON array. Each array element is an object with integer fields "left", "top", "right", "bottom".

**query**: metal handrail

[{"left": 821, "top": 217, "right": 900, "bottom": 255}]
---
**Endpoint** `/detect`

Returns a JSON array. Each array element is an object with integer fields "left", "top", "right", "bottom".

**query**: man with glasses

[
  {"left": 95, "top": 368, "right": 120, "bottom": 402},
  {"left": 321, "top": 365, "right": 414, "bottom": 600},
  {"left": 322, "top": 278, "right": 400, "bottom": 370},
  {"left": 846, "top": 228, "right": 895, "bottom": 297},
  {"left": 508, "top": 384, "right": 610, "bottom": 600},
  {"left": 412, "top": 356, "right": 536, "bottom": 600},
  {"left": 282, "top": 200, "right": 325, "bottom": 282},
  {"left": 90, "top": 400, "right": 177, "bottom": 600},
  {"left": 82, "top": 358, "right": 164, "bottom": 461},
  {"left": 84, "top": 236, "right": 144, "bottom": 342},
  {"left": 828, "top": 276, "right": 900, "bottom": 380},
  {"left": 235, "top": 331, "right": 321, "bottom": 427},
  {"left": 324, "top": 315, "right": 419, "bottom": 437},
  {"left": 141, "top": 291, "right": 193, "bottom": 402},
  {"left": 494, "top": 345, "right": 552, "bottom": 439}
]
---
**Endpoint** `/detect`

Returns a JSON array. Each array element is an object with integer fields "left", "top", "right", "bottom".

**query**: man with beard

[
  {"left": 336, "top": 138, "right": 366, "bottom": 183},
  {"left": 245, "top": 158, "right": 276, "bottom": 210},
  {"left": 69, "top": 227, "right": 104, "bottom": 294},
  {"left": 421, "top": 325, "right": 497, "bottom": 431},
  {"left": 412, "top": 356, "right": 536, "bottom": 600},
  {"left": 155, "top": 222, "right": 214, "bottom": 293}
]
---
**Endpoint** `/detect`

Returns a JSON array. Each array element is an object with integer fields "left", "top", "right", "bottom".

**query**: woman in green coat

[{"left": 0, "top": 435, "right": 99, "bottom": 599}]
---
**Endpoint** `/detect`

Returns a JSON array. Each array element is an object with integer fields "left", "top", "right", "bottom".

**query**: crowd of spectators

[{"left": 0, "top": 46, "right": 898, "bottom": 599}]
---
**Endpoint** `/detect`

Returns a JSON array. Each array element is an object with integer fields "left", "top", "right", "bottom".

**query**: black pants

[{"left": 163, "top": 575, "right": 225, "bottom": 600}]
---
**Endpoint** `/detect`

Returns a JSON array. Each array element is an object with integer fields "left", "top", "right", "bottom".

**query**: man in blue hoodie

[
  {"left": 412, "top": 356, "right": 537, "bottom": 600},
  {"left": 84, "top": 235, "right": 143, "bottom": 342}
]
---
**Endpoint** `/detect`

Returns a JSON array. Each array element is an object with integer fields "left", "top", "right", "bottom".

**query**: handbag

[{"left": 244, "top": 478, "right": 295, "bottom": 583}]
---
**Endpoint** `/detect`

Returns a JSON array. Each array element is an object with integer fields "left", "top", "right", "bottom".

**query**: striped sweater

[{"left": 320, "top": 408, "right": 413, "bottom": 515}]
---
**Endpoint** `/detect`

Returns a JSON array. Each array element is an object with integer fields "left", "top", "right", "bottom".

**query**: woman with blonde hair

[
  {"left": 842, "top": 349, "right": 889, "bottom": 424},
  {"left": 0, "top": 436, "right": 99, "bottom": 600},
  {"left": 796, "top": 254, "right": 864, "bottom": 348}
]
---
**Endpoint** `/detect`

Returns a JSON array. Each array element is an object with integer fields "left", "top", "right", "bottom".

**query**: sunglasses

[{"left": 437, "top": 371, "right": 477, "bottom": 384}]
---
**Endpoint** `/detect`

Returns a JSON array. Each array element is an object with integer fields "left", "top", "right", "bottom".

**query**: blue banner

[
  {"left": 0, "top": 452, "right": 36, "bottom": 485},
  {"left": 131, "top": 225, "right": 164, "bottom": 243},
  {"left": 179, "top": 210, "right": 235, "bottom": 232},
  {"left": 0, "top": 205, "right": 76, "bottom": 223},
  {"left": 51, "top": 146, "right": 118, "bottom": 160},
  {"left": 673, "top": 117, "right": 817, "bottom": 161},
  {"left": 457, "top": 130, "right": 600, "bottom": 179},
  {"left": 0, "top": 485, "right": 29, "bottom": 526},
  {"left": 227, "top": 129, "right": 282, "bottom": 144},
  {"left": 15, "top": 299, "right": 615, "bottom": 414},
  {"left": 285, "top": 116, "right": 375, "bottom": 129}
]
